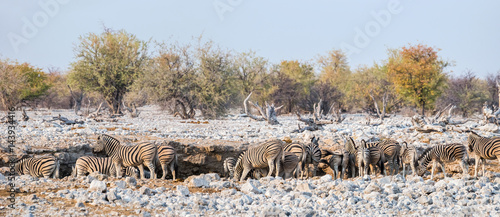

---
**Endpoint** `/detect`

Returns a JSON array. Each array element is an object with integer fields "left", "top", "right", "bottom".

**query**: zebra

[
  {"left": 14, "top": 155, "right": 59, "bottom": 178},
  {"left": 318, "top": 149, "right": 349, "bottom": 180},
  {"left": 223, "top": 157, "right": 236, "bottom": 178},
  {"left": 302, "top": 136, "right": 322, "bottom": 178},
  {"left": 344, "top": 136, "right": 359, "bottom": 178},
  {"left": 233, "top": 139, "right": 284, "bottom": 181},
  {"left": 251, "top": 152, "right": 300, "bottom": 179},
  {"left": 284, "top": 142, "right": 307, "bottom": 178},
  {"left": 467, "top": 131, "right": 500, "bottom": 177},
  {"left": 157, "top": 141, "right": 178, "bottom": 180},
  {"left": 73, "top": 156, "right": 139, "bottom": 178},
  {"left": 400, "top": 142, "right": 418, "bottom": 177},
  {"left": 417, "top": 143, "right": 469, "bottom": 179},
  {"left": 93, "top": 134, "right": 158, "bottom": 179},
  {"left": 364, "top": 139, "right": 401, "bottom": 176},
  {"left": 357, "top": 140, "right": 385, "bottom": 177}
]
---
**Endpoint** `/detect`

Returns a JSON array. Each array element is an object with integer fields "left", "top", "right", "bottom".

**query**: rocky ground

[{"left": 0, "top": 105, "right": 500, "bottom": 216}]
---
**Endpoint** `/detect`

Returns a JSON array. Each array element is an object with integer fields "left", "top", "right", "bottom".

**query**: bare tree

[{"left": 243, "top": 92, "right": 282, "bottom": 125}]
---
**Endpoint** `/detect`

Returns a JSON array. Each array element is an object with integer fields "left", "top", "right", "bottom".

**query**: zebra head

[
  {"left": 92, "top": 134, "right": 106, "bottom": 153},
  {"left": 417, "top": 165, "right": 426, "bottom": 176},
  {"left": 466, "top": 131, "right": 479, "bottom": 153}
]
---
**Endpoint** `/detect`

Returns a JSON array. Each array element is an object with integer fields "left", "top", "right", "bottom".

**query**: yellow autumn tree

[{"left": 386, "top": 44, "right": 449, "bottom": 116}]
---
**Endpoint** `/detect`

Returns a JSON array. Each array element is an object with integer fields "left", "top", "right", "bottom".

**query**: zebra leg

[
  {"left": 161, "top": 163, "right": 167, "bottom": 179},
  {"left": 138, "top": 164, "right": 146, "bottom": 179},
  {"left": 402, "top": 163, "right": 406, "bottom": 177},
  {"left": 333, "top": 165, "right": 338, "bottom": 180},
  {"left": 440, "top": 162, "right": 446, "bottom": 179},
  {"left": 115, "top": 162, "right": 123, "bottom": 178},
  {"left": 411, "top": 162, "right": 417, "bottom": 177},
  {"left": 240, "top": 168, "right": 251, "bottom": 182},
  {"left": 275, "top": 157, "right": 281, "bottom": 178},
  {"left": 461, "top": 158, "right": 469, "bottom": 178},
  {"left": 147, "top": 162, "right": 156, "bottom": 179},
  {"left": 482, "top": 158, "right": 487, "bottom": 177},
  {"left": 170, "top": 162, "right": 176, "bottom": 180},
  {"left": 431, "top": 161, "right": 436, "bottom": 179}
]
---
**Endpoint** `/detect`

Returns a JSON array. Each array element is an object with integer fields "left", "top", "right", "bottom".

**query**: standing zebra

[
  {"left": 93, "top": 134, "right": 158, "bottom": 179},
  {"left": 400, "top": 142, "right": 418, "bottom": 177},
  {"left": 467, "top": 131, "right": 500, "bottom": 177},
  {"left": 233, "top": 139, "right": 284, "bottom": 181},
  {"left": 157, "top": 141, "right": 178, "bottom": 180},
  {"left": 73, "top": 156, "right": 139, "bottom": 178},
  {"left": 284, "top": 142, "right": 306, "bottom": 178},
  {"left": 14, "top": 156, "right": 59, "bottom": 179},
  {"left": 302, "top": 136, "right": 321, "bottom": 178},
  {"left": 344, "top": 136, "right": 359, "bottom": 178},
  {"left": 223, "top": 157, "right": 237, "bottom": 178},
  {"left": 364, "top": 139, "right": 401, "bottom": 176},
  {"left": 357, "top": 140, "right": 385, "bottom": 177},
  {"left": 417, "top": 143, "right": 469, "bottom": 179}
]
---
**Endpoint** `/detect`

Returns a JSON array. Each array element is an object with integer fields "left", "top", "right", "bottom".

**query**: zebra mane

[{"left": 417, "top": 146, "right": 433, "bottom": 162}]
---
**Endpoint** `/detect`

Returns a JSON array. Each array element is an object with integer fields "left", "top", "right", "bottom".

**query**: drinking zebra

[
  {"left": 284, "top": 142, "right": 307, "bottom": 178},
  {"left": 93, "top": 134, "right": 158, "bottom": 179},
  {"left": 318, "top": 149, "right": 349, "bottom": 180},
  {"left": 400, "top": 142, "right": 418, "bottom": 177},
  {"left": 252, "top": 152, "right": 301, "bottom": 179},
  {"left": 233, "top": 139, "right": 284, "bottom": 181},
  {"left": 73, "top": 156, "right": 139, "bottom": 178},
  {"left": 364, "top": 139, "right": 401, "bottom": 175},
  {"left": 417, "top": 143, "right": 469, "bottom": 179},
  {"left": 223, "top": 157, "right": 236, "bottom": 178},
  {"left": 302, "top": 136, "right": 322, "bottom": 178},
  {"left": 157, "top": 141, "right": 178, "bottom": 180},
  {"left": 14, "top": 155, "right": 59, "bottom": 179},
  {"left": 467, "top": 131, "right": 500, "bottom": 177}
]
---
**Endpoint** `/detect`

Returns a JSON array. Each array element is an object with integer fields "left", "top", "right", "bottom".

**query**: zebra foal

[
  {"left": 467, "top": 131, "right": 500, "bottom": 177},
  {"left": 233, "top": 139, "right": 284, "bottom": 181},
  {"left": 400, "top": 142, "right": 418, "bottom": 177},
  {"left": 14, "top": 155, "right": 59, "bottom": 179},
  {"left": 417, "top": 143, "right": 469, "bottom": 179},
  {"left": 93, "top": 134, "right": 158, "bottom": 179},
  {"left": 73, "top": 156, "right": 139, "bottom": 178}
]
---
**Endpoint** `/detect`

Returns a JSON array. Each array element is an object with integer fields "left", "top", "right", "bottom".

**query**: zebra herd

[
  {"left": 12, "top": 131, "right": 500, "bottom": 181},
  {"left": 14, "top": 134, "right": 178, "bottom": 180},
  {"left": 224, "top": 131, "right": 500, "bottom": 181}
]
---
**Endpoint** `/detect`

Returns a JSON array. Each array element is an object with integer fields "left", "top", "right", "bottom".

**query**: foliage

[
  {"left": 437, "top": 70, "right": 489, "bottom": 116},
  {"left": 41, "top": 68, "right": 72, "bottom": 109},
  {"left": 233, "top": 51, "right": 269, "bottom": 98},
  {"left": 193, "top": 40, "right": 237, "bottom": 118},
  {"left": 317, "top": 49, "right": 352, "bottom": 109},
  {"left": 69, "top": 29, "right": 149, "bottom": 114},
  {"left": 386, "top": 44, "right": 449, "bottom": 115}
]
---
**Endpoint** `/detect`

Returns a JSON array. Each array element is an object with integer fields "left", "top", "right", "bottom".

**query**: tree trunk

[{"left": 421, "top": 101, "right": 425, "bottom": 116}]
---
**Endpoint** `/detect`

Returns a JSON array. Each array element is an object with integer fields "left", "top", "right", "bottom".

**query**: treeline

[{"left": 1, "top": 29, "right": 499, "bottom": 118}]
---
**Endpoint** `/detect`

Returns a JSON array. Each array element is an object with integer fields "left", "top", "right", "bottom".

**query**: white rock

[
  {"left": 106, "top": 189, "right": 120, "bottom": 201},
  {"left": 114, "top": 180, "right": 127, "bottom": 189},
  {"left": 125, "top": 177, "right": 137, "bottom": 188},
  {"left": 88, "top": 180, "right": 107, "bottom": 193},
  {"left": 177, "top": 185, "right": 190, "bottom": 196},
  {"left": 363, "top": 182, "right": 381, "bottom": 194},
  {"left": 320, "top": 174, "right": 332, "bottom": 182},
  {"left": 188, "top": 177, "right": 210, "bottom": 188},
  {"left": 0, "top": 173, "right": 6, "bottom": 181},
  {"left": 241, "top": 181, "right": 261, "bottom": 194},
  {"left": 296, "top": 182, "right": 313, "bottom": 193},
  {"left": 240, "top": 194, "right": 253, "bottom": 205},
  {"left": 202, "top": 173, "right": 221, "bottom": 182}
]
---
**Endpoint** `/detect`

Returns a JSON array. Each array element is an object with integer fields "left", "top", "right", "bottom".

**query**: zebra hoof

[{"left": 362, "top": 175, "right": 371, "bottom": 181}]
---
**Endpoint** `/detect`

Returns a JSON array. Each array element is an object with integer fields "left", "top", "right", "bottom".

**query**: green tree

[
  {"left": 233, "top": 51, "right": 269, "bottom": 98},
  {"left": 194, "top": 40, "right": 236, "bottom": 118},
  {"left": 317, "top": 49, "right": 352, "bottom": 109},
  {"left": 69, "top": 29, "right": 149, "bottom": 114},
  {"left": 386, "top": 44, "right": 449, "bottom": 116}
]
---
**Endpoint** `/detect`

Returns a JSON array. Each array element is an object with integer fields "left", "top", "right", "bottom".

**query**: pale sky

[{"left": 1, "top": 0, "right": 499, "bottom": 77}]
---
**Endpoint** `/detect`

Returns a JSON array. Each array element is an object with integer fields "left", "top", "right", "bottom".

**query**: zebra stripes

[
  {"left": 252, "top": 152, "right": 301, "bottom": 179},
  {"left": 158, "top": 142, "right": 178, "bottom": 180},
  {"left": 14, "top": 156, "right": 59, "bottom": 179},
  {"left": 233, "top": 139, "right": 284, "bottom": 181},
  {"left": 303, "top": 136, "right": 321, "bottom": 178},
  {"left": 93, "top": 134, "right": 158, "bottom": 179},
  {"left": 223, "top": 157, "right": 237, "bottom": 178},
  {"left": 358, "top": 140, "right": 385, "bottom": 177},
  {"left": 400, "top": 142, "right": 418, "bottom": 177},
  {"left": 363, "top": 139, "right": 401, "bottom": 176},
  {"left": 417, "top": 143, "right": 469, "bottom": 179},
  {"left": 284, "top": 142, "right": 306, "bottom": 178},
  {"left": 73, "top": 156, "right": 139, "bottom": 178},
  {"left": 467, "top": 131, "right": 500, "bottom": 177}
]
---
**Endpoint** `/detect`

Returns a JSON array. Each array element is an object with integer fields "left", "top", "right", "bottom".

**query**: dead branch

[
  {"left": 122, "top": 101, "right": 140, "bottom": 118},
  {"left": 22, "top": 108, "right": 29, "bottom": 121},
  {"left": 50, "top": 114, "right": 84, "bottom": 125},
  {"left": 243, "top": 92, "right": 280, "bottom": 125},
  {"left": 88, "top": 102, "right": 103, "bottom": 119}
]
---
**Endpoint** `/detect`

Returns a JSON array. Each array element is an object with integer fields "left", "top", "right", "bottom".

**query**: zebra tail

[{"left": 53, "top": 160, "right": 60, "bottom": 179}]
